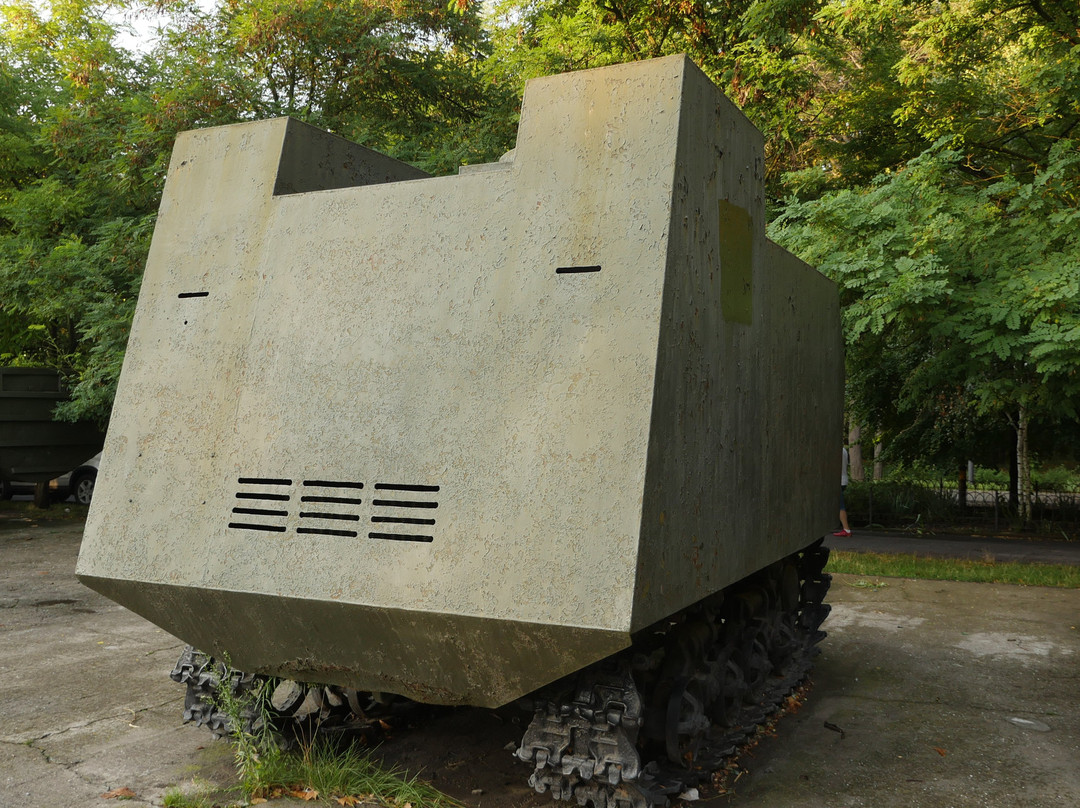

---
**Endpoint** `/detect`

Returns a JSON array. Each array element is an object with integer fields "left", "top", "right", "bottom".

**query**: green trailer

[{"left": 0, "top": 367, "right": 104, "bottom": 501}]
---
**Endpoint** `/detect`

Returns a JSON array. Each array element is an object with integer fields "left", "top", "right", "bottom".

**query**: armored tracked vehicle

[{"left": 77, "top": 55, "right": 842, "bottom": 806}]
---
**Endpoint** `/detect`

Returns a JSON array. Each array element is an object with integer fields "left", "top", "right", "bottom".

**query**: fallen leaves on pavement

[{"left": 100, "top": 786, "right": 137, "bottom": 799}]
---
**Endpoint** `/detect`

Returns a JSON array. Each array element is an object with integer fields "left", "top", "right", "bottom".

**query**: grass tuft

[
  {"left": 162, "top": 782, "right": 240, "bottom": 808},
  {"left": 211, "top": 665, "right": 279, "bottom": 795},
  {"left": 827, "top": 550, "right": 1080, "bottom": 588},
  {"left": 209, "top": 659, "right": 460, "bottom": 807},
  {"left": 254, "top": 738, "right": 461, "bottom": 806}
]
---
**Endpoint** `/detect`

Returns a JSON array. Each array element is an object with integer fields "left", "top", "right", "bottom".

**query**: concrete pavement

[
  {"left": 726, "top": 575, "right": 1080, "bottom": 807},
  {"left": 0, "top": 519, "right": 235, "bottom": 808},
  {"left": 1, "top": 517, "right": 1078, "bottom": 807}
]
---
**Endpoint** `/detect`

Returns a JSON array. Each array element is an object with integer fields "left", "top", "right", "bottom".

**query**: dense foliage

[
  {"left": 1, "top": 0, "right": 1077, "bottom": 518},
  {"left": 765, "top": 0, "right": 1080, "bottom": 516},
  {"left": 0, "top": 0, "right": 513, "bottom": 424}
]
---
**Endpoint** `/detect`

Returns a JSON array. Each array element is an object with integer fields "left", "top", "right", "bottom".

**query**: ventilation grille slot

[
  {"left": 226, "top": 476, "right": 439, "bottom": 543},
  {"left": 556, "top": 265, "right": 601, "bottom": 274},
  {"left": 228, "top": 478, "right": 291, "bottom": 532},
  {"left": 297, "top": 480, "right": 364, "bottom": 537},
  {"left": 369, "top": 483, "right": 439, "bottom": 542}
]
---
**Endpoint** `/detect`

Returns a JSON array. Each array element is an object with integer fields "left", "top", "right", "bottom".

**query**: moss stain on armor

[{"left": 718, "top": 198, "right": 753, "bottom": 326}]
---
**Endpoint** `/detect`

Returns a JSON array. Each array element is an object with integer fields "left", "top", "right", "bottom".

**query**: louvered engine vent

[
  {"left": 369, "top": 483, "right": 438, "bottom": 543},
  {"left": 227, "top": 477, "right": 439, "bottom": 543},
  {"left": 298, "top": 480, "right": 364, "bottom": 537},
  {"left": 228, "top": 477, "right": 291, "bottom": 532}
]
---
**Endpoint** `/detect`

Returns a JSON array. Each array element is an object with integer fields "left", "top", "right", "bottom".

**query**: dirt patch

[
  {"left": 0, "top": 501, "right": 89, "bottom": 531},
  {"left": 370, "top": 706, "right": 549, "bottom": 808}
]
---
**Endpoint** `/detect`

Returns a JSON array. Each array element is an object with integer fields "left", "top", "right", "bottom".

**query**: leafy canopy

[{"left": 0, "top": 0, "right": 513, "bottom": 425}]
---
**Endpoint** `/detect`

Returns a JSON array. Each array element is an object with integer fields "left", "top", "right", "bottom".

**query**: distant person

[{"left": 834, "top": 446, "right": 851, "bottom": 537}]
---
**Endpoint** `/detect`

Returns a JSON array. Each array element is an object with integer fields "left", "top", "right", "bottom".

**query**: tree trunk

[
  {"left": 873, "top": 438, "right": 884, "bottom": 480},
  {"left": 33, "top": 482, "right": 51, "bottom": 510},
  {"left": 1017, "top": 404, "right": 1032, "bottom": 524},
  {"left": 848, "top": 424, "right": 864, "bottom": 482},
  {"left": 1008, "top": 444, "right": 1019, "bottom": 512}
]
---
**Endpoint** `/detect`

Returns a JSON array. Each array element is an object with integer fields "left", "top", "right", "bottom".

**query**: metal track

[
  {"left": 170, "top": 646, "right": 265, "bottom": 736},
  {"left": 515, "top": 539, "right": 832, "bottom": 807},
  {"left": 170, "top": 648, "right": 388, "bottom": 741},
  {"left": 171, "top": 539, "right": 831, "bottom": 807}
]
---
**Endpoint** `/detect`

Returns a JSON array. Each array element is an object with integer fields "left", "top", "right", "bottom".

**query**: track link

[
  {"left": 170, "top": 648, "right": 391, "bottom": 741},
  {"left": 516, "top": 539, "right": 832, "bottom": 806}
]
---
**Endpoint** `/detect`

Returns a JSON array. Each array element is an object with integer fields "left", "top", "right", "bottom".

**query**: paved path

[{"left": 831, "top": 529, "right": 1080, "bottom": 565}]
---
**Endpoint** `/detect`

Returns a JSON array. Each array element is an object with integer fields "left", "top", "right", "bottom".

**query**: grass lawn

[{"left": 827, "top": 549, "right": 1080, "bottom": 588}]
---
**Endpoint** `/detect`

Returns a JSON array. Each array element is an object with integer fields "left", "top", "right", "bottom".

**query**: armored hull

[{"left": 77, "top": 54, "right": 842, "bottom": 804}]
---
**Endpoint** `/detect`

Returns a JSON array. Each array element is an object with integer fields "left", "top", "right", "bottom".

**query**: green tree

[
  {"left": 485, "top": 0, "right": 823, "bottom": 186},
  {"left": 777, "top": 0, "right": 1080, "bottom": 198},
  {"left": 483, "top": 0, "right": 1078, "bottom": 201},
  {"left": 0, "top": 0, "right": 246, "bottom": 423},
  {"left": 157, "top": 0, "right": 517, "bottom": 173},
  {"left": 0, "top": 0, "right": 513, "bottom": 427},
  {"left": 771, "top": 141, "right": 1080, "bottom": 520},
  {"left": 892, "top": 0, "right": 1080, "bottom": 177}
]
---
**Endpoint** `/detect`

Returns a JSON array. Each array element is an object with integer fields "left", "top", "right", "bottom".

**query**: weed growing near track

[
  {"left": 162, "top": 782, "right": 232, "bottom": 808},
  {"left": 252, "top": 738, "right": 460, "bottom": 806},
  {"left": 205, "top": 660, "right": 461, "bottom": 807}
]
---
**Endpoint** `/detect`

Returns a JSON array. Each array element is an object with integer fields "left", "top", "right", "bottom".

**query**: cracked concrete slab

[
  {"left": 0, "top": 519, "right": 233, "bottom": 807},
  {"left": 2, "top": 516, "right": 1078, "bottom": 807}
]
